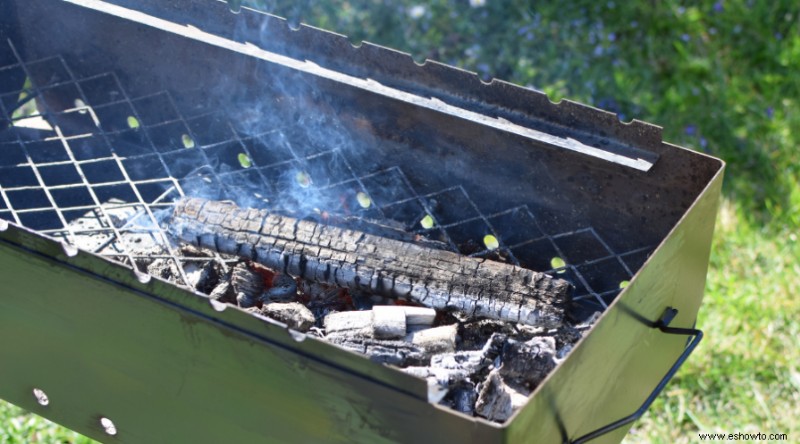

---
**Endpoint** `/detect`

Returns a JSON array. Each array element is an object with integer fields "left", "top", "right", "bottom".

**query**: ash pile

[{"left": 71, "top": 197, "right": 599, "bottom": 423}]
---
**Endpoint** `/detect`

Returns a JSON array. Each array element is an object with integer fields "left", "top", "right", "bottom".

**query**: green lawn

[
  {"left": 3, "top": 1, "right": 799, "bottom": 442},
  {"left": 0, "top": 401, "right": 95, "bottom": 444}
]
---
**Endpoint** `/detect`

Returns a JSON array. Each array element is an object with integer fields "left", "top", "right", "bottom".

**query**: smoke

[{"left": 172, "top": 5, "right": 372, "bottom": 222}]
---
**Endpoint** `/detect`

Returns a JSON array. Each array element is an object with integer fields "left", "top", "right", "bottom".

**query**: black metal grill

[{"left": 0, "top": 1, "right": 725, "bottom": 442}]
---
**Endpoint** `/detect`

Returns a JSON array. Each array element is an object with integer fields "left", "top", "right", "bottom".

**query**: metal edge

[
  {"left": 501, "top": 155, "right": 725, "bottom": 442},
  {"left": 96, "top": 0, "right": 663, "bottom": 166}
]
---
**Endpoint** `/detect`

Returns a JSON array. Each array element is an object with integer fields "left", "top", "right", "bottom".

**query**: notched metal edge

[
  {"left": 64, "top": 0, "right": 659, "bottom": 172},
  {"left": 100, "top": 0, "right": 663, "bottom": 166},
  {"left": 233, "top": 4, "right": 663, "bottom": 168},
  {"left": 282, "top": 13, "right": 664, "bottom": 153}
]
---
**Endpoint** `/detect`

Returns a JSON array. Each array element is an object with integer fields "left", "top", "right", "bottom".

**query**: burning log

[
  {"left": 326, "top": 336, "right": 429, "bottom": 367},
  {"left": 168, "top": 198, "right": 572, "bottom": 327}
]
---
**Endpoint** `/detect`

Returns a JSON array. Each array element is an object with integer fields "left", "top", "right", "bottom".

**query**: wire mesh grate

[{"left": 0, "top": 39, "right": 653, "bottom": 322}]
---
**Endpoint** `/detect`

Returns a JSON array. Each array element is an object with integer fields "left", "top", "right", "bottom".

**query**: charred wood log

[
  {"left": 324, "top": 336, "right": 430, "bottom": 367},
  {"left": 168, "top": 197, "right": 572, "bottom": 327}
]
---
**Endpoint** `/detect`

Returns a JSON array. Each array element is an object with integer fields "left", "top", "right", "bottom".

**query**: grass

[
  {"left": 3, "top": 0, "right": 799, "bottom": 442},
  {"left": 0, "top": 402, "right": 95, "bottom": 444},
  {"left": 626, "top": 200, "right": 800, "bottom": 443}
]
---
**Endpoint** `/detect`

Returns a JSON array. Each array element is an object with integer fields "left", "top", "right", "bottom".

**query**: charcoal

[
  {"left": 402, "top": 365, "right": 472, "bottom": 388},
  {"left": 209, "top": 279, "right": 232, "bottom": 302},
  {"left": 556, "top": 344, "right": 573, "bottom": 360},
  {"left": 404, "top": 332, "right": 505, "bottom": 396},
  {"left": 168, "top": 197, "right": 572, "bottom": 327},
  {"left": 230, "top": 262, "right": 263, "bottom": 301},
  {"left": 146, "top": 197, "right": 583, "bottom": 424},
  {"left": 499, "top": 336, "right": 557, "bottom": 388},
  {"left": 183, "top": 260, "right": 220, "bottom": 294},
  {"left": 326, "top": 323, "right": 458, "bottom": 366},
  {"left": 475, "top": 369, "right": 530, "bottom": 422},
  {"left": 406, "top": 324, "right": 457, "bottom": 354},
  {"left": 236, "top": 292, "right": 257, "bottom": 309},
  {"left": 301, "top": 281, "right": 351, "bottom": 314},
  {"left": 349, "top": 289, "right": 374, "bottom": 310},
  {"left": 431, "top": 332, "right": 505, "bottom": 372},
  {"left": 513, "top": 323, "right": 549, "bottom": 341},
  {"left": 459, "top": 319, "right": 516, "bottom": 349},
  {"left": 323, "top": 306, "right": 437, "bottom": 340},
  {"left": 261, "top": 302, "right": 315, "bottom": 332},
  {"left": 324, "top": 310, "right": 373, "bottom": 337},
  {"left": 552, "top": 325, "right": 583, "bottom": 350},
  {"left": 261, "top": 273, "right": 297, "bottom": 303},
  {"left": 372, "top": 305, "right": 406, "bottom": 339},
  {"left": 179, "top": 244, "right": 213, "bottom": 258},
  {"left": 452, "top": 382, "right": 478, "bottom": 416}
]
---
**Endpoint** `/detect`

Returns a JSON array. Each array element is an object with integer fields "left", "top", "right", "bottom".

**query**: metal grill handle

[{"left": 569, "top": 307, "right": 703, "bottom": 444}]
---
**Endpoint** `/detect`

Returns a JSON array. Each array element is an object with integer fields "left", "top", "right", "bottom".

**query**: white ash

[
  {"left": 402, "top": 306, "right": 437, "bottom": 328},
  {"left": 236, "top": 292, "right": 258, "bottom": 309},
  {"left": 325, "top": 335, "right": 430, "bottom": 366},
  {"left": 123, "top": 237, "right": 599, "bottom": 424}
]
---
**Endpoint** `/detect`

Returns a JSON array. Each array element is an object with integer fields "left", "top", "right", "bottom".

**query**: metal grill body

[{"left": 0, "top": 1, "right": 724, "bottom": 443}]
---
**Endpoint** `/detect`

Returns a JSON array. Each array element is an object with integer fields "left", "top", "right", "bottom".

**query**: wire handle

[{"left": 570, "top": 307, "right": 703, "bottom": 444}]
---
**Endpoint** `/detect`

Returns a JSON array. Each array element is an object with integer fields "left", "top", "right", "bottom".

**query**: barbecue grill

[{"left": 0, "top": 1, "right": 724, "bottom": 443}]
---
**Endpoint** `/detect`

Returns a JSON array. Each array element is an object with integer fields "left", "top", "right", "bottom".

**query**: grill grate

[{"left": 0, "top": 39, "right": 652, "bottom": 322}]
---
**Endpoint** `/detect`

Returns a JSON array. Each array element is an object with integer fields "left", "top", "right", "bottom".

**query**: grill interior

[{"left": 0, "top": 38, "right": 651, "bottom": 324}]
